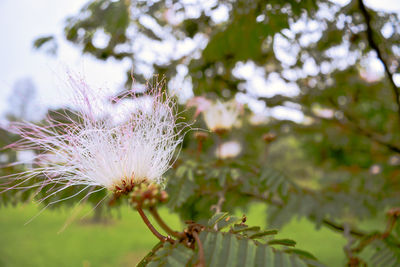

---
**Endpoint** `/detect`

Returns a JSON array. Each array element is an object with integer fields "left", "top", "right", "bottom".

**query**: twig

[
  {"left": 351, "top": 210, "right": 400, "bottom": 254},
  {"left": 211, "top": 191, "right": 226, "bottom": 214},
  {"left": 242, "top": 189, "right": 367, "bottom": 237},
  {"left": 358, "top": 0, "right": 400, "bottom": 124},
  {"left": 149, "top": 207, "right": 184, "bottom": 239},
  {"left": 193, "top": 231, "right": 205, "bottom": 267},
  {"left": 210, "top": 191, "right": 226, "bottom": 231},
  {"left": 343, "top": 223, "right": 356, "bottom": 261},
  {"left": 306, "top": 110, "right": 400, "bottom": 154},
  {"left": 382, "top": 207, "right": 400, "bottom": 238},
  {"left": 137, "top": 206, "right": 170, "bottom": 243},
  {"left": 322, "top": 219, "right": 365, "bottom": 237}
]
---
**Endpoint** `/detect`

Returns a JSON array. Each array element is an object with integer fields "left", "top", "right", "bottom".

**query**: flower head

[
  {"left": 216, "top": 141, "right": 242, "bottom": 159},
  {"left": 2, "top": 77, "right": 184, "bottom": 196},
  {"left": 187, "top": 97, "right": 241, "bottom": 133},
  {"left": 203, "top": 100, "right": 241, "bottom": 133}
]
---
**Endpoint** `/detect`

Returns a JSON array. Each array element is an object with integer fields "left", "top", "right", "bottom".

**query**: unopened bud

[
  {"left": 149, "top": 198, "right": 157, "bottom": 206},
  {"left": 262, "top": 133, "right": 277, "bottom": 143},
  {"left": 388, "top": 207, "right": 400, "bottom": 217},
  {"left": 131, "top": 201, "right": 138, "bottom": 209},
  {"left": 142, "top": 199, "right": 150, "bottom": 208},
  {"left": 194, "top": 131, "right": 208, "bottom": 141},
  {"left": 159, "top": 191, "right": 168, "bottom": 202},
  {"left": 214, "top": 128, "right": 228, "bottom": 136}
]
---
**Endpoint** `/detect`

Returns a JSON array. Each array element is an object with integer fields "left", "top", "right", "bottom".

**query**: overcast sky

[
  {"left": 0, "top": 0, "right": 128, "bottom": 119},
  {"left": 0, "top": 0, "right": 399, "bottom": 121}
]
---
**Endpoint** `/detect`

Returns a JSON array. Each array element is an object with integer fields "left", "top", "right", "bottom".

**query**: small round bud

[
  {"left": 262, "top": 133, "right": 277, "bottom": 143},
  {"left": 194, "top": 131, "right": 208, "bottom": 141},
  {"left": 159, "top": 191, "right": 169, "bottom": 202},
  {"left": 142, "top": 199, "right": 150, "bottom": 208},
  {"left": 149, "top": 198, "right": 157, "bottom": 206}
]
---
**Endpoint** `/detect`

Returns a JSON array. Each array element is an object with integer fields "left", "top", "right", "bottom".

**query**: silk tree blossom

[
  {"left": 187, "top": 96, "right": 241, "bottom": 133},
  {"left": 2, "top": 77, "right": 184, "bottom": 197},
  {"left": 216, "top": 141, "right": 242, "bottom": 159},
  {"left": 203, "top": 100, "right": 242, "bottom": 133}
]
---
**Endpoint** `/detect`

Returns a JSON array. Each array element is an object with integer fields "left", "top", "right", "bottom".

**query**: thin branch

[
  {"left": 211, "top": 191, "right": 226, "bottom": 214},
  {"left": 353, "top": 125, "right": 400, "bottom": 153},
  {"left": 358, "top": 0, "right": 400, "bottom": 123},
  {"left": 322, "top": 219, "right": 365, "bottom": 237},
  {"left": 306, "top": 110, "right": 400, "bottom": 153},
  {"left": 149, "top": 207, "right": 184, "bottom": 239},
  {"left": 242, "top": 190, "right": 367, "bottom": 237},
  {"left": 137, "top": 206, "right": 169, "bottom": 243},
  {"left": 210, "top": 191, "right": 226, "bottom": 231},
  {"left": 340, "top": 109, "right": 400, "bottom": 153},
  {"left": 343, "top": 223, "right": 356, "bottom": 261}
]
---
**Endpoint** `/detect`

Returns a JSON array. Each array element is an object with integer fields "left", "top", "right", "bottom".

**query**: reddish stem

[
  {"left": 137, "top": 206, "right": 167, "bottom": 242},
  {"left": 149, "top": 207, "right": 184, "bottom": 239},
  {"left": 193, "top": 231, "right": 205, "bottom": 267}
]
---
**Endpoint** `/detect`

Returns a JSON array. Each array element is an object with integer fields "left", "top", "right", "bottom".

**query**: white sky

[
  {"left": 0, "top": 0, "right": 128, "bottom": 119},
  {"left": 0, "top": 0, "right": 399, "bottom": 122}
]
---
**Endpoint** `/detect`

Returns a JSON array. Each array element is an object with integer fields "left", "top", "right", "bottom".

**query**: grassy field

[{"left": 0, "top": 203, "right": 350, "bottom": 267}]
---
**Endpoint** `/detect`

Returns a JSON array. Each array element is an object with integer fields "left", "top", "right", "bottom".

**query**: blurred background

[{"left": 1, "top": 0, "right": 400, "bottom": 266}]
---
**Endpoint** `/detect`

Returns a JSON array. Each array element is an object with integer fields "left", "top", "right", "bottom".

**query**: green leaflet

[
  {"left": 268, "top": 239, "right": 297, "bottom": 247},
  {"left": 140, "top": 230, "right": 325, "bottom": 267},
  {"left": 145, "top": 243, "right": 195, "bottom": 267},
  {"left": 166, "top": 167, "right": 198, "bottom": 210},
  {"left": 250, "top": 230, "right": 279, "bottom": 239},
  {"left": 217, "top": 215, "right": 243, "bottom": 230},
  {"left": 208, "top": 212, "right": 229, "bottom": 227},
  {"left": 364, "top": 238, "right": 400, "bottom": 267}
]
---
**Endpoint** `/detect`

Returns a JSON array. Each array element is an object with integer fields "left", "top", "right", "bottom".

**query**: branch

[
  {"left": 358, "top": 0, "right": 400, "bottom": 123},
  {"left": 242, "top": 190, "right": 367, "bottom": 237},
  {"left": 322, "top": 219, "right": 365, "bottom": 238},
  {"left": 259, "top": 95, "right": 294, "bottom": 107},
  {"left": 210, "top": 191, "right": 226, "bottom": 214},
  {"left": 306, "top": 110, "right": 400, "bottom": 154},
  {"left": 339, "top": 107, "right": 400, "bottom": 153},
  {"left": 350, "top": 121, "right": 400, "bottom": 153}
]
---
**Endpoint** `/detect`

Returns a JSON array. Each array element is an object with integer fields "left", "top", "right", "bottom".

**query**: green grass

[
  {"left": 278, "top": 218, "right": 347, "bottom": 266},
  {"left": 0, "top": 203, "right": 350, "bottom": 267},
  {"left": 0, "top": 204, "right": 180, "bottom": 267}
]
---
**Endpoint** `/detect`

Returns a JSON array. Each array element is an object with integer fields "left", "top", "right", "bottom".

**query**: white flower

[
  {"left": 2, "top": 77, "right": 184, "bottom": 195},
  {"left": 202, "top": 99, "right": 241, "bottom": 133},
  {"left": 216, "top": 141, "right": 242, "bottom": 159}
]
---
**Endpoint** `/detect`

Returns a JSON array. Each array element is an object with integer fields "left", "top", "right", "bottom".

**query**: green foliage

[
  {"left": 166, "top": 162, "right": 198, "bottom": 210},
  {"left": 365, "top": 239, "right": 400, "bottom": 266},
  {"left": 33, "top": 35, "right": 57, "bottom": 55},
  {"left": 140, "top": 212, "right": 324, "bottom": 267}
]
